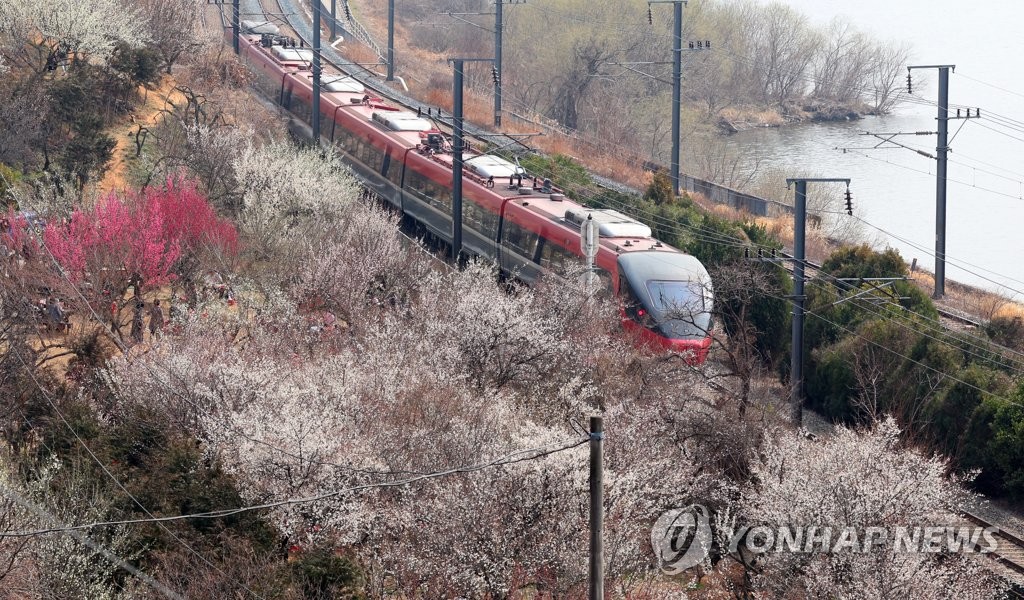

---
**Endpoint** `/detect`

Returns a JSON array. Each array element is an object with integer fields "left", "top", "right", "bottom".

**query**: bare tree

[
  {"left": 813, "top": 18, "right": 873, "bottom": 104},
  {"left": 743, "top": 3, "right": 822, "bottom": 107},
  {"left": 868, "top": 43, "right": 913, "bottom": 114},
  {"left": 137, "top": 0, "right": 205, "bottom": 74},
  {"left": 547, "top": 37, "right": 617, "bottom": 130}
]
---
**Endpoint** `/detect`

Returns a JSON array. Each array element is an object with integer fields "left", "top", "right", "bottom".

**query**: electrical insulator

[
  {"left": 647, "top": 5, "right": 653, "bottom": 25},
  {"left": 906, "top": 72, "right": 912, "bottom": 94},
  {"left": 706, "top": 40, "right": 711, "bottom": 48},
  {"left": 845, "top": 189, "right": 854, "bottom": 216},
  {"left": 744, "top": 247, "right": 750, "bottom": 259},
  {"left": 491, "top": 66, "right": 499, "bottom": 85},
  {"left": 344, "top": 3, "right": 351, "bottom": 20},
  {"left": 957, "top": 108, "right": 961, "bottom": 118},
  {"left": 688, "top": 41, "right": 694, "bottom": 49},
  {"left": 697, "top": 41, "right": 703, "bottom": 48}
]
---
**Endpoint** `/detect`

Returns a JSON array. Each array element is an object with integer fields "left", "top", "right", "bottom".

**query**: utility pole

[
  {"left": 648, "top": 1, "right": 687, "bottom": 197},
  {"left": 312, "top": 0, "right": 322, "bottom": 144},
  {"left": 493, "top": 0, "right": 503, "bottom": 126},
  {"left": 232, "top": 0, "right": 240, "bottom": 54},
  {"left": 330, "top": 0, "right": 337, "bottom": 41},
  {"left": 908, "top": 65, "right": 955, "bottom": 299},
  {"left": 449, "top": 58, "right": 494, "bottom": 261},
  {"left": 387, "top": 0, "right": 395, "bottom": 81},
  {"left": 589, "top": 415, "right": 604, "bottom": 600},
  {"left": 786, "top": 177, "right": 850, "bottom": 426}
]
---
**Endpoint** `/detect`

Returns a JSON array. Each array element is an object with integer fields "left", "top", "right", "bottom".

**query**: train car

[{"left": 235, "top": 33, "right": 714, "bottom": 362}]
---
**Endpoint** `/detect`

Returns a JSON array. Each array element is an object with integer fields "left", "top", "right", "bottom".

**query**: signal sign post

[{"left": 581, "top": 215, "right": 599, "bottom": 290}]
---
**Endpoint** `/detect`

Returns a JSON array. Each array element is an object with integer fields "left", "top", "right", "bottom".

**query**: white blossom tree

[
  {"left": 231, "top": 140, "right": 362, "bottom": 255},
  {"left": 0, "top": 0, "right": 148, "bottom": 73},
  {"left": 735, "top": 418, "right": 1003, "bottom": 599}
]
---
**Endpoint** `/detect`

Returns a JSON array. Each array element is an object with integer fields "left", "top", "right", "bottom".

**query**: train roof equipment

[
  {"left": 563, "top": 208, "right": 653, "bottom": 239},
  {"left": 271, "top": 45, "right": 313, "bottom": 64},
  {"left": 372, "top": 111, "right": 433, "bottom": 132},
  {"left": 242, "top": 20, "right": 280, "bottom": 35},
  {"left": 322, "top": 74, "right": 365, "bottom": 93},
  {"left": 465, "top": 155, "right": 525, "bottom": 179}
]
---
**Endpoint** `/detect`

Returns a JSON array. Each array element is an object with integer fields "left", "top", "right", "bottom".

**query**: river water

[{"left": 724, "top": 0, "right": 1024, "bottom": 296}]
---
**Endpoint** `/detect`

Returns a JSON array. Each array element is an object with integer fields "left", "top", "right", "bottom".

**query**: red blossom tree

[
  {"left": 43, "top": 192, "right": 182, "bottom": 295},
  {"left": 35, "top": 179, "right": 239, "bottom": 336}
]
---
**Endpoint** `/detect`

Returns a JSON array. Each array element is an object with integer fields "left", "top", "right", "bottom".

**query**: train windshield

[{"left": 618, "top": 252, "right": 713, "bottom": 341}]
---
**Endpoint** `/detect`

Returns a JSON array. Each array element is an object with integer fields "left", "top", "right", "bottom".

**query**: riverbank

[
  {"left": 717, "top": 99, "right": 871, "bottom": 133},
  {"left": 691, "top": 191, "right": 1024, "bottom": 332}
]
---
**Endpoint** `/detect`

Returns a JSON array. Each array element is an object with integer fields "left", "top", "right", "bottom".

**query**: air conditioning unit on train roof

[
  {"left": 241, "top": 20, "right": 280, "bottom": 35},
  {"left": 465, "top": 155, "right": 524, "bottom": 179},
  {"left": 271, "top": 46, "right": 313, "bottom": 63},
  {"left": 564, "top": 208, "right": 653, "bottom": 238},
  {"left": 372, "top": 111, "right": 432, "bottom": 132},
  {"left": 323, "top": 74, "right": 364, "bottom": 93}
]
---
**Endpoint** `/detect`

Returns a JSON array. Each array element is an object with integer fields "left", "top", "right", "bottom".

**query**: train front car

[{"left": 617, "top": 252, "right": 714, "bottom": 363}]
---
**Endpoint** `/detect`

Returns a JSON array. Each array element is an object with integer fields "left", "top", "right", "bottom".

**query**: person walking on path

[
  {"left": 130, "top": 301, "right": 144, "bottom": 344},
  {"left": 149, "top": 299, "right": 165, "bottom": 336}
]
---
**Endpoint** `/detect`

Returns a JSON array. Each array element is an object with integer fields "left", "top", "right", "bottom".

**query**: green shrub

[{"left": 291, "top": 547, "right": 364, "bottom": 599}]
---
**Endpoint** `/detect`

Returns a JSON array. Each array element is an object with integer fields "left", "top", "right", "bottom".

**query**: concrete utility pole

[
  {"left": 386, "top": 0, "right": 395, "bottom": 81},
  {"left": 330, "top": 0, "right": 337, "bottom": 41},
  {"left": 589, "top": 415, "right": 604, "bottom": 600},
  {"left": 908, "top": 64, "right": 955, "bottom": 299},
  {"left": 786, "top": 177, "right": 850, "bottom": 426},
  {"left": 449, "top": 58, "right": 494, "bottom": 261},
  {"left": 232, "top": 0, "right": 240, "bottom": 54},
  {"left": 648, "top": 1, "right": 687, "bottom": 197},
  {"left": 493, "top": 0, "right": 503, "bottom": 126},
  {"left": 312, "top": 0, "right": 322, "bottom": 144}
]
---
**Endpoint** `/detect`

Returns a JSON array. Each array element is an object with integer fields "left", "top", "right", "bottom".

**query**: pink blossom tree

[{"left": 36, "top": 179, "right": 238, "bottom": 340}]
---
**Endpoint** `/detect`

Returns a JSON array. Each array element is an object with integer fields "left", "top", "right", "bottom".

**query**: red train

[{"left": 236, "top": 33, "right": 714, "bottom": 362}]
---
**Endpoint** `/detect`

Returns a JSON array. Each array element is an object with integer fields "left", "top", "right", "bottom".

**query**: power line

[
  {"left": 955, "top": 71, "right": 1024, "bottom": 101},
  {"left": 836, "top": 145, "right": 1024, "bottom": 202},
  {"left": 0, "top": 437, "right": 588, "bottom": 539},
  {"left": 820, "top": 209, "right": 1024, "bottom": 297}
]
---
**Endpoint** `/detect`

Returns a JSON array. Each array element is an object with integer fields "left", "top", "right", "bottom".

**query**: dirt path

[{"left": 97, "top": 77, "right": 186, "bottom": 196}]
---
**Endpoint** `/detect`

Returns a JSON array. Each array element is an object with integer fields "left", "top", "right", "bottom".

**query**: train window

[
  {"left": 646, "top": 280, "right": 705, "bottom": 314},
  {"left": 502, "top": 219, "right": 538, "bottom": 260},
  {"left": 342, "top": 131, "right": 359, "bottom": 156},
  {"left": 540, "top": 241, "right": 578, "bottom": 272},
  {"left": 437, "top": 184, "right": 452, "bottom": 213},
  {"left": 385, "top": 154, "right": 403, "bottom": 186},
  {"left": 352, "top": 140, "right": 383, "bottom": 171},
  {"left": 406, "top": 171, "right": 426, "bottom": 196},
  {"left": 463, "top": 198, "right": 497, "bottom": 238},
  {"left": 252, "top": 67, "right": 279, "bottom": 100}
]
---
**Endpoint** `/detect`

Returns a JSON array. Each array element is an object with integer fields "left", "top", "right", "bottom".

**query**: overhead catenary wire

[
  {"left": 955, "top": 71, "right": 1024, "bottom": 101},
  {"left": 821, "top": 208, "right": 1024, "bottom": 297},
  {"left": 497, "top": 155, "right": 1024, "bottom": 371},
  {"left": 247, "top": 0, "right": 1024, "bottom": 432}
]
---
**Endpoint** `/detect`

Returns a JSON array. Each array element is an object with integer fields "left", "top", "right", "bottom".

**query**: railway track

[
  {"left": 230, "top": 0, "right": 999, "bottom": 338},
  {"left": 962, "top": 511, "right": 1024, "bottom": 596}
]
